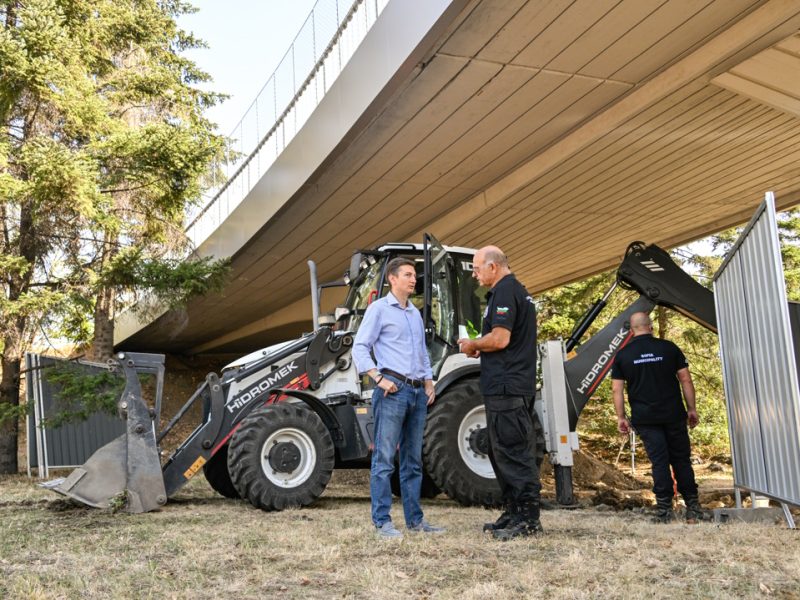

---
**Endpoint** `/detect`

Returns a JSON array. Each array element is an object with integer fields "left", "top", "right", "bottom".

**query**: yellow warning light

[{"left": 560, "top": 435, "right": 568, "bottom": 444}]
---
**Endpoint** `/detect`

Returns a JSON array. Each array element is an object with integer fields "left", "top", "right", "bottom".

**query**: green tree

[
  {"left": 0, "top": 0, "right": 228, "bottom": 474},
  {"left": 779, "top": 209, "right": 800, "bottom": 301}
]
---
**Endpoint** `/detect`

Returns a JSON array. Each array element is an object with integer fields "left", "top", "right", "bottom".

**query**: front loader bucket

[{"left": 42, "top": 353, "right": 167, "bottom": 513}]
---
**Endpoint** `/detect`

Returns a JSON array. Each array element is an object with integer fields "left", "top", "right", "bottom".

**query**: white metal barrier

[{"left": 713, "top": 192, "right": 800, "bottom": 527}]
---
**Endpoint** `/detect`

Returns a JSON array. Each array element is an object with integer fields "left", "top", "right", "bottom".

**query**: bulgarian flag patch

[{"left": 496, "top": 306, "right": 509, "bottom": 315}]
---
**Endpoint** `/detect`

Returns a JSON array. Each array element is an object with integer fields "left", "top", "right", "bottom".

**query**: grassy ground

[{"left": 1, "top": 471, "right": 798, "bottom": 600}]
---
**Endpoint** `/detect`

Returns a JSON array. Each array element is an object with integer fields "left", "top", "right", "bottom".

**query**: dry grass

[{"left": 1, "top": 471, "right": 799, "bottom": 600}]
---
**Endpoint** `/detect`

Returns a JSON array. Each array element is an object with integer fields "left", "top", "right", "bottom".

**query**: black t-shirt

[
  {"left": 611, "top": 334, "right": 689, "bottom": 425},
  {"left": 480, "top": 274, "right": 537, "bottom": 396}
]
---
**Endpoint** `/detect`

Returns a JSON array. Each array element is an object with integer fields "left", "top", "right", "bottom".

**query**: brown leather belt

[{"left": 380, "top": 368, "right": 424, "bottom": 388}]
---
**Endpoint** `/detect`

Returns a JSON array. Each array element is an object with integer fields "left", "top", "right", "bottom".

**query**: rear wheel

[
  {"left": 203, "top": 443, "right": 239, "bottom": 499},
  {"left": 227, "top": 403, "right": 334, "bottom": 511},
  {"left": 423, "top": 379, "right": 545, "bottom": 507}
]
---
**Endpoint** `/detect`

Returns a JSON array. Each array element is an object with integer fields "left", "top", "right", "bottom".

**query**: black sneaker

[
  {"left": 492, "top": 519, "right": 544, "bottom": 541},
  {"left": 686, "top": 504, "right": 708, "bottom": 525},
  {"left": 483, "top": 510, "right": 513, "bottom": 533},
  {"left": 652, "top": 496, "right": 674, "bottom": 524},
  {"left": 684, "top": 498, "right": 707, "bottom": 524},
  {"left": 651, "top": 509, "right": 674, "bottom": 524}
]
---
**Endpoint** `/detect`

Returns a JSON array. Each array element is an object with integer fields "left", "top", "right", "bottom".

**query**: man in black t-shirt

[
  {"left": 458, "top": 246, "right": 542, "bottom": 540},
  {"left": 611, "top": 312, "right": 704, "bottom": 523}
]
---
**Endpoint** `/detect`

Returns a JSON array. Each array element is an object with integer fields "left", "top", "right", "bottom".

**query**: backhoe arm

[
  {"left": 617, "top": 241, "right": 716, "bottom": 333},
  {"left": 561, "top": 241, "right": 717, "bottom": 430}
]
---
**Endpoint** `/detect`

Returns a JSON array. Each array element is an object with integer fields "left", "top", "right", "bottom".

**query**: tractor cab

[{"left": 332, "top": 234, "right": 488, "bottom": 379}]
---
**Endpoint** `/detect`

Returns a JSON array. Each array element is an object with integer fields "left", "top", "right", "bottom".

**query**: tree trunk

[
  {"left": 0, "top": 341, "right": 22, "bottom": 474},
  {"left": 0, "top": 195, "right": 35, "bottom": 474},
  {"left": 656, "top": 306, "right": 668, "bottom": 339},
  {"left": 90, "top": 285, "right": 116, "bottom": 361},
  {"left": 89, "top": 234, "right": 117, "bottom": 361}
]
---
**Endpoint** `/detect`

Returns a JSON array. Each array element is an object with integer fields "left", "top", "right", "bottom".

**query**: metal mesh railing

[{"left": 186, "top": 0, "right": 389, "bottom": 248}]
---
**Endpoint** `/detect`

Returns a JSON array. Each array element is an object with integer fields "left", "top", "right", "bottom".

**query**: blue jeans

[{"left": 370, "top": 375, "right": 428, "bottom": 528}]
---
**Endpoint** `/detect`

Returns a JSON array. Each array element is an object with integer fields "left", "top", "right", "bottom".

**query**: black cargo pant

[
  {"left": 484, "top": 395, "right": 542, "bottom": 509},
  {"left": 634, "top": 420, "right": 698, "bottom": 500}
]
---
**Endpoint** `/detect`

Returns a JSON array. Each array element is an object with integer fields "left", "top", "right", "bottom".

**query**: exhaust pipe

[{"left": 308, "top": 260, "right": 320, "bottom": 331}]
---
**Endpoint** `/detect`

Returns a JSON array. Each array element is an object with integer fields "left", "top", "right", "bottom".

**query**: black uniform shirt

[
  {"left": 480, "top": 274, "right": 537, "bottom": 397},
  {"left": 611, "top": 334, "right": 689, "bottom": 425}
]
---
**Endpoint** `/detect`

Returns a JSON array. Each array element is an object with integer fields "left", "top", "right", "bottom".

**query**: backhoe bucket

[{"left": 42, "top": 353, "right": 167, "bottom": 513}]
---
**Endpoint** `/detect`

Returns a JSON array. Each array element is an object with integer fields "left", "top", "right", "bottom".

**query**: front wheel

[
  {"left": 423, "top": 379, "right": 545, "bottom": 507},
  {"left": 227, "top": 403, "right": 334, "bottom": 511},
  {"left": 203, "top": 443, "right": 240, "bottom": 499},
  {"left": 423, "top": 380, "right": 501, "bottom": 506}
]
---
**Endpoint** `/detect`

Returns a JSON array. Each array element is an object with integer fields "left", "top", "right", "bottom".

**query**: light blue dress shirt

[{"left": 352, "top": 292, "right": 433, "bottom": 380}]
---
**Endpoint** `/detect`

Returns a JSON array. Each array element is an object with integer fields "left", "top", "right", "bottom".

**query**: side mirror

[
  {"left": 334, "top": 306, "right": 351, "bottom": 321},
  {"left": 349, "top": 252, "right": 363, "bottom": 280}
]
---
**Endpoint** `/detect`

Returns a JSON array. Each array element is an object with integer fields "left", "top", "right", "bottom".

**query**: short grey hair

[{"left": 483, "top": 248, "right": 508, "bottom": 268}]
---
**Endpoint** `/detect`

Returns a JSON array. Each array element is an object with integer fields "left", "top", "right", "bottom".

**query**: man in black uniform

[
  {"left": 458, "top": 246, "right": 542, "bottom": 540},
  {"left": 611, "top": 311, "right": 704, "bottom": 523}
]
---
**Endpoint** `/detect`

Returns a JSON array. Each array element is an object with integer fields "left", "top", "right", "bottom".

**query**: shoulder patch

[{"left": 496, "top": 306, "right": 509, "bottom": 315}]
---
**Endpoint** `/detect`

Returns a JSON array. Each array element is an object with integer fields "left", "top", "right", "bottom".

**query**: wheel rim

[
  {"left": 260, "top": 427, "right": 317, "bottom": 487},
  {"left": 457, "top": 405, "right": 495, "bottom": 479}
]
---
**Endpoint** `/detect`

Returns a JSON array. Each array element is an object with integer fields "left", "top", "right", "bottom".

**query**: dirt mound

[{"left": 540, "top": 449, "right": 646, "bottom": 491}]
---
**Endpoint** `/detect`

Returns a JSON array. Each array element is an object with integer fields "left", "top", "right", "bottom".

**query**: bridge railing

[{"left": 186, "top": 0, "right": 388, "bottom": 248}]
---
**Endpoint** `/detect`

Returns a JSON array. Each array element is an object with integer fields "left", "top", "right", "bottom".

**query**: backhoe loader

[{"left": 35, "top": 238, "right": 717, "bottom": 512}]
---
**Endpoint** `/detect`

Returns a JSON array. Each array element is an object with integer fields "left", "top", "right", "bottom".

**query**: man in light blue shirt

[{"left": 353, "top": 257, "right": 444, "bottom": 538}]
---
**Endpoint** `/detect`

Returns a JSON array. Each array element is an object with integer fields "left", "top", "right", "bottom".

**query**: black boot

[
  {"left": 483, "top": 508, "right": 513, "bottom": 533},
  {"left": 652, "top": 495, "right": 674, "bottom": 524},
  {"left": 492, "top": 502, "right": 543, "bottom": 541},
  {"left": 683, "top": 495, "right": 706, "bottom": 524}
]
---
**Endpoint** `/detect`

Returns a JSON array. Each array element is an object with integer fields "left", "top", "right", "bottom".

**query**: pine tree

[{"left": 0, "top": 0, "right": 228, "bottom": 473}]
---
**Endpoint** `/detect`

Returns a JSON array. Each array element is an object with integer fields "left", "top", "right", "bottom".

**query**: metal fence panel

[
  {"left": 26, "top": 354, "right": 126, "bottom": 478},
  {"left": 713, "top": 192, "right": 800, "bottom": 505}
]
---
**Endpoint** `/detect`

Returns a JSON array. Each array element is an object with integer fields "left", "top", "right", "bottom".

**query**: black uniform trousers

[
  {"left": 634, "top": 420, "right": 698, "bottom": 500},
  {"left": 484, "top": 395, "right": 541, "bottom": 509}
]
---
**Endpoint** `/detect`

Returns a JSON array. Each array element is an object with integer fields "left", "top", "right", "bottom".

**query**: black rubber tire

[
  {"left": 422, "top": 379, "right": 546, "bottom": 507},
  {"left": 390, "top": 463, "right": 441, "bottom": 499},
  {"left": 202, "top": 443, "right": 240, "bottom": 499},
  {"left": 227, "top": 403, "right": 335, "bottom": 511}
]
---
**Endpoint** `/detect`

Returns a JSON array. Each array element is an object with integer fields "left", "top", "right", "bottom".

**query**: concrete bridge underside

[{"left": 119, "top": 0, "right": 800, "bottom": 356}]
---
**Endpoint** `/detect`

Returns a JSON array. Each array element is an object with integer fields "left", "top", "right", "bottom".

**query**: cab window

[{"left": 454, "top": 255, "right": 488, "bottom": 339}]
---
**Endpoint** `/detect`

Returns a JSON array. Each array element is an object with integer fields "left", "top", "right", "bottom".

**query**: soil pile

[
  {"left": 540, "top": 449, "right": 646, "bottom": 491},
  {"left": 539, "top": 449, "right": 653, "bottom": 509}
]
